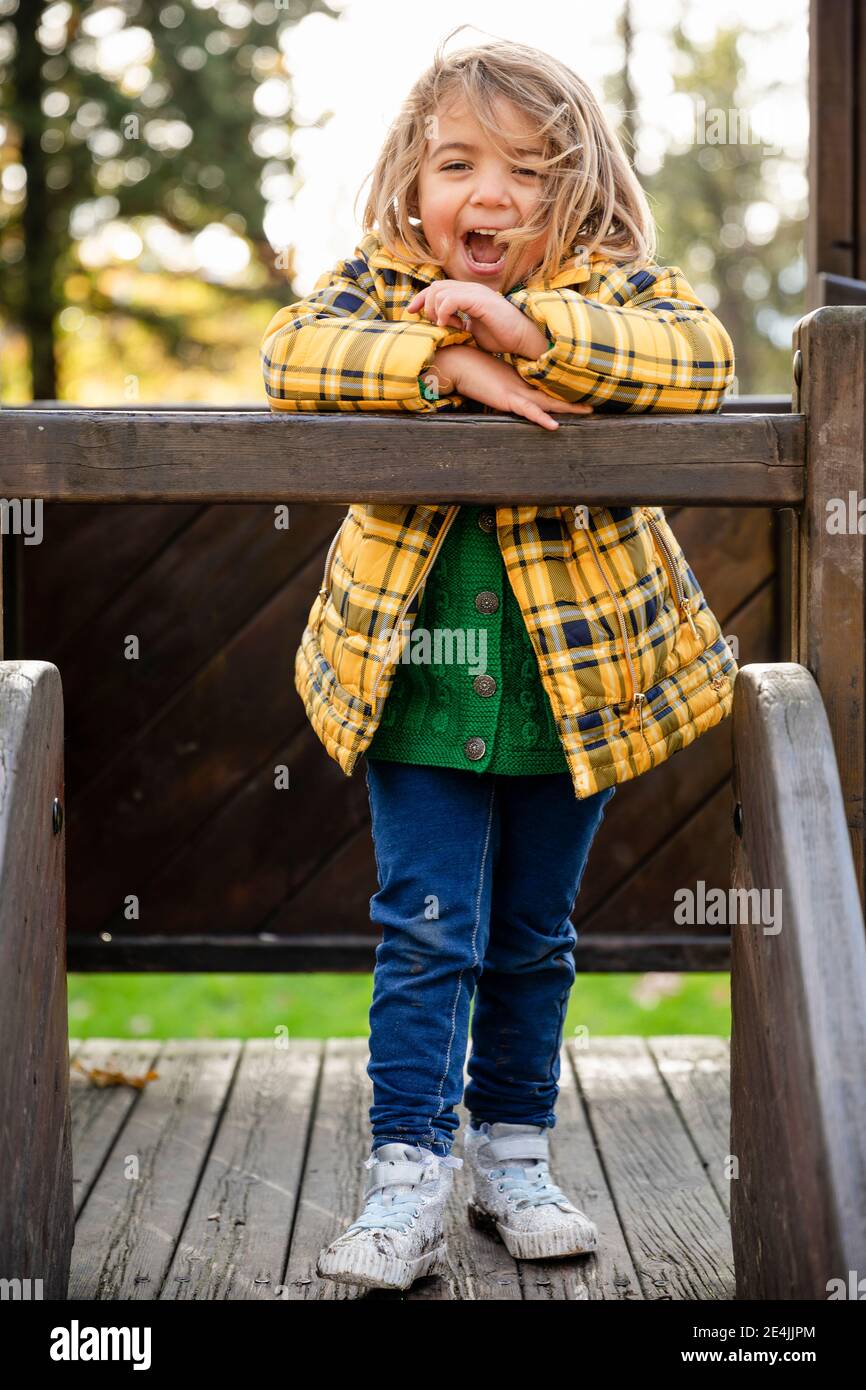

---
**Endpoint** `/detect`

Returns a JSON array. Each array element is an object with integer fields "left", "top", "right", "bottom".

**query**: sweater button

[
  {"left": 477, "top": 509, "right": 496, "bottom": 533},
  {"left": 473, "top": 673, "right": 496, "bottom": 697},
  {"left": 475, "top": 590, "right": 499, "bottom": 615},
  {"left": 464, "top": 736, "right": 486, "bottom": 761}
]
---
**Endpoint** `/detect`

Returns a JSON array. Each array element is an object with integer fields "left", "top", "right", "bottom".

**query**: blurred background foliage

[{"left": 2, "top": 0, "right": 805, "bottom": 1036}]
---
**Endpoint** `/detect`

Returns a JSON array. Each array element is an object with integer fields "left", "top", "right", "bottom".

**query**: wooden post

[
  {"left": 794, "top": 306, "right": 866, "bottom": 913},
  {"left": 730, "top": 664, "right": 866, "bottom": 1298},
  {"left": 807, "top": 0, "right": 866, "bottom": 307},
  {"left": 0, "top": 661, "right": 72, "bottom": 1299}
]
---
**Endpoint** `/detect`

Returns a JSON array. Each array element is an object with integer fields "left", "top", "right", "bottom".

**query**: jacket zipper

[
  {"left": 574, "top": 506, "right": 647, "bottom": 736},
  {"left": 319, "top": 510, "right": 350, "bottom": 602},
  {"left": 368, "top": 504, "right": 461, "bottom": 709},
  {"left": 642, "top": 507, "right": 699, "bottom": 639}
]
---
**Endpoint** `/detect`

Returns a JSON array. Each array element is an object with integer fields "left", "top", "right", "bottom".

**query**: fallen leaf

[{"left": 72, "top": 1058, "right": 159, "bottom": 1089}]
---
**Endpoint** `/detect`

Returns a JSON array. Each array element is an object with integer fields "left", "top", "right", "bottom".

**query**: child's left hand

[{"left": 407, "top": 281, "right": 550, "bottom": 359}]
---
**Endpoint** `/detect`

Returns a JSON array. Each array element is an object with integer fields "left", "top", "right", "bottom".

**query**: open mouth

[{"left": 461, "top": 229, "right": 508, "bottom": 275}]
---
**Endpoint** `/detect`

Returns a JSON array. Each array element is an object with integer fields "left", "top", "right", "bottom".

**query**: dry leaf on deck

[{"left": 71, "top": 1058, "right": 159, "bottom": 1089}]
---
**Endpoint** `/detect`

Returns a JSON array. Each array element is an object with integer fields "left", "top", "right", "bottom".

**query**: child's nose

[{"left": 469, "top": 174, "right": 512, "bottom": 206}]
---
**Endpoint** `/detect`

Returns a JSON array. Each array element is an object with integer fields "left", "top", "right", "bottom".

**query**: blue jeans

[{"left": 363, "top": 759, "right": 617, "bottom": 1157}]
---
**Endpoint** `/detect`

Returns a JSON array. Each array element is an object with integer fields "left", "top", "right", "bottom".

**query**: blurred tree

[
  {"left": 637, "top": 19, "right": 805, "bottom": 396},
  {"left": 0, "top": 0, "right": 337, "bottom": 400}
]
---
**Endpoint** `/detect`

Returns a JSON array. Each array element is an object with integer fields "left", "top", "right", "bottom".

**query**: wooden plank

[
  {"left": 280, "top": 1037, "right": 452, "bottom": 1300},
  {"left": 65, "top": 1034, "right": 738, "bottom": 1300},
  {"left": 817, "top": 272, "right": 866, "bottom": 306},
  {"left": 69, "top": 1040, "right": 164, "bottom": 1218},
  {"left": 282, "top": 1037, "right": 645, "bottom": 1301},
  {"left": 0, "top": 409, "right": 805, "bottom": 506},
  {"left": 0, "top": 659, "right": 71, "bottom": 1301},
  {"left": 795, "top": 306, "right": 866, "bottom": 907},
  {"left": 162, "top": 1040, "right": 321, "bottom": 1300},
  {"left": 808, "top": 0, "right": 857, "bottom": 306},
  {"left": 720, "top": 395, "right": 791, "bottom": 413},
  {"left": 145, "top": 718, "right": 371, "bottom": 941},
  {"left": 568, "top": 1036, "right": 734, "bottom": 1299},
  {"left": 467, "top": 1050, "right": 645, "bottom": 1300},
  {"left": 69, "top": 1040, "right": 241, "bottom": 1300},
  {"left": 25, "top": 503, "right": 203, "bottom": 664},
  {"left": 65, "top": 932, "right": 733, "bottom": 974},
  {"left": 64, "top": 528, "right": 346, "bottom": 931},
  {"left": 730, "top": 662, "right": 866, "bottom": 1299},
  {"left": 647, "top": 1037, "right": 732, "bottom": 1215},
  {"left": 57, "top": 504, "right": 338, "bottom": 796}
]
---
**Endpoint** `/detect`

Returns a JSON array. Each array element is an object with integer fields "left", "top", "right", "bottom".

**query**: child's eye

[{"left": 439, "top": 162, "right": 539, "bottom": 177}]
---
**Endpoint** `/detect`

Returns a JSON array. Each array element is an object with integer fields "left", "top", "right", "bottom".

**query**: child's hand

[
  {"left": 434, "top": 345, "right": 593, "bottom": 431},
  {"left": 407, "top": 281, "right": 549, "bottom": 358}
]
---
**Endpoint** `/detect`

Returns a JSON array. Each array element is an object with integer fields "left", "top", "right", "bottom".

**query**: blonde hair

[{"left": 358, "top": 26, "right": 658, "bottom": 287}]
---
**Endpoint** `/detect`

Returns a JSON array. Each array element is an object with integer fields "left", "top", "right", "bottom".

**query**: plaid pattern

[{"left": 261, "top": 232, "right": 739, "bottom": 798}]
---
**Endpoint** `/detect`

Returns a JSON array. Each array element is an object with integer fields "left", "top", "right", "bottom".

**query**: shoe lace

[
  {"left": 346, "top": 1191, "right": 422, "bottom": 1233},
  {"left": 347, "top": 1150, "right": 463, "bottom": 1233},
  {"left": 489, "top": 1161, "right": 570, "bottom": 1210}
]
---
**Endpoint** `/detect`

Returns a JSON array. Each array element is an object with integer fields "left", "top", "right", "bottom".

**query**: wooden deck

[
  {"left": 67, "top": 1034, "right": 734, "bottom": 1301},
  {"left": 67, "top": 1034, "right": 733, "bottom": 1301}
]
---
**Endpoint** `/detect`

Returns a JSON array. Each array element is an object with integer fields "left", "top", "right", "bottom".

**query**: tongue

[{"left": 466, "top": 232, "right": 503, "bottom": 265}]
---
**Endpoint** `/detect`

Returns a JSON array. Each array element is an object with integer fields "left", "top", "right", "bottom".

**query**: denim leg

[
  {"left": 464, "top": 774, "right": 616, "bottom": 1129},
  {"left": 364, "top": 760, "right": 501, "bottom": 1157}
]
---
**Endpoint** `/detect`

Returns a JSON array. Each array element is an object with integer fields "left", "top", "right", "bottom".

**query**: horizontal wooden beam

[
  {"left": 0, "top": 408, "right": 805, "bottom": 506},
  {"left": 66, "top": 933, "right": 732, "bottom": 973}
]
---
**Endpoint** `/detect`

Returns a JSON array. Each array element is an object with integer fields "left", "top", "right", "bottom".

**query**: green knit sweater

[{"left": 365, "top": 504, "right": 570, "bottom": 774}]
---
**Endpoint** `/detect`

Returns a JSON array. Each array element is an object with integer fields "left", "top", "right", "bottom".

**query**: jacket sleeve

[
  {"left": 502, "top": 263, "right": 735, "bottom": 413},
  {"left": 260, "top": 247, "right": 473, "bottom": 413}
]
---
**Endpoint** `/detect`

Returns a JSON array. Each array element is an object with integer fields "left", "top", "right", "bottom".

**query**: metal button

[
  {"left": 477, "top": 509, "right": 496, "bottom": 533},
  {"left": 473, "top": 673, "right": 496, "bottom": 697},
  {"left": 464, "top": 736, "right": 486, "bottom": 761},
  {"left": 475, "top": 590, "right": 499, "bottom": 615}
]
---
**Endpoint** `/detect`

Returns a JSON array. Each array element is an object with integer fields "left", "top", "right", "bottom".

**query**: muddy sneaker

[
  {"left": 316, "top": 1142, "right": 462, "bottom": 1291},
  {"left": 464, "top": 1121, "right": 598, "bottom": 1260}
]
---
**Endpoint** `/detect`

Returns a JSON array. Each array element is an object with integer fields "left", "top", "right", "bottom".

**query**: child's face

[{"left": 416, "top": 96, "right": 551, "bottom": 292}]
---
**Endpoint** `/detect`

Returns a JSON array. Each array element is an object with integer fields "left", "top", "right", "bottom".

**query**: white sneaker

[
  {"left": 464, "top": 1121, "right": 599, "bottom": 1260},
  {"left": 316, "top": 1142, "right": 463, "bottom": 1291}
]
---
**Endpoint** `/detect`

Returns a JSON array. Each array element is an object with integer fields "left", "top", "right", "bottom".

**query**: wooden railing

[
  {"left": 0, "top": 661, "right": 71, "bottom": 1299},
  {"left": 730, "top": 663, "right": 866, "bottom": 1299}
]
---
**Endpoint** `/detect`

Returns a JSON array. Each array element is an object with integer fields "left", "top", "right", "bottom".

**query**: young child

[{"left": 261, "top": 33, "right": 737, "bottom": 1292}]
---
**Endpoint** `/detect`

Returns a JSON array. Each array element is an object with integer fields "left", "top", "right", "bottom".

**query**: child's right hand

[{"left": 431, "top": 346, "right": 593, "bottom": 431}]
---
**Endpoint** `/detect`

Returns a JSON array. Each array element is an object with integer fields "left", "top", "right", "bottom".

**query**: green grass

[{"left": 67, "top": 972, "right": 730, "bottom": 1041}]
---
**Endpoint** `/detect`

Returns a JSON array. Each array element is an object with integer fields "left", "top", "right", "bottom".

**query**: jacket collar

[{"left": 364, "top": 232, "right": 594, "bottom": 291}]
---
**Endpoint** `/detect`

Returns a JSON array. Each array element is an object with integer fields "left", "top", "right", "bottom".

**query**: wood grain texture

[
  {"left": 0, "top": 408, "right": 804, "bottom": 505},
  {"left": 795, "top": 305, "right": 866, "bottom": 906},
  {"left": 66, "top": 1035, "right": 732, "bottom": 1300},
  {"left": 567, "top": 1036, "right": 734, "bottom": 1299},
  {"left": 0, "top": 660, "right": 71, "bottom": 1299},
  {"left": 730, "top": 662, "right": 866, "bottom": 1299}
]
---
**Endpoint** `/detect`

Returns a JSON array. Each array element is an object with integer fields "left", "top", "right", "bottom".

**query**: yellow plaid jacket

[{"left": 260, "top": 231, "right": 738, "bottom": 799}]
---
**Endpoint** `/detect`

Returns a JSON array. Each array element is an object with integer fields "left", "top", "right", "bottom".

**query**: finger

[
  {"left": 516, "top": 401, "right": 559, "bottom": 431},
  {"left": 435, "top": 293, "right": 459, "bottom": 326}
]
